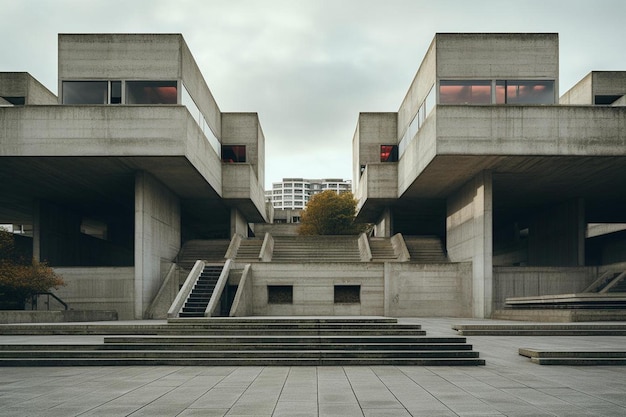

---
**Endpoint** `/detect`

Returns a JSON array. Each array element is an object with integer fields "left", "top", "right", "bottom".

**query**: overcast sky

[{"left": 2, "top": 0, "right": 626, "bottom": 188}]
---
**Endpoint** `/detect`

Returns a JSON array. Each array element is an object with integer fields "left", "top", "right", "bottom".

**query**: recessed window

[
  {"left": 439, "top": 80, "right": 491, "bottom": 104},
  {"left": 334, "top": 285, "right": 360, "bottom": 303},
  {"left": 1, "top": 96, "right": 25, "bottom": 106},
  {"left": 62, "top": 81, "right": 108, "bottom": 104},
  {"left": 594, "top": 95, "right": 623, "bottom": 105},
  {"left": 380, "top": 145, "right": 398, "bottom": 162},
  {"left": 110, "top": 81, "right": 122, "bottom": 104},
  {"left": 222, "top": 145, "right": 246, "bottom": 163},
  {"left": 126, "top": 81, "right": 177, "bottom": 104},
  {"left": 496, "top": 80, "right": 554, "bottom": 104},
  {"left": 268, "top": 285, "right": 293, "bottom": 304}
]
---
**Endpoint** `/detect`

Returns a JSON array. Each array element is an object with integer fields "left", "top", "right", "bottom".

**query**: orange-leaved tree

[
  {"left": 0, "top": 228, "right": 64, "bottom": 309},
  {"left": 298, "top": 190, "right": 366, "bottom": 235}
]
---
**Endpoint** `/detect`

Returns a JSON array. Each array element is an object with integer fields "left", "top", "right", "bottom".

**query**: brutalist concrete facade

[
  {"left": 0, "top": 34, "right": 268, "bottom": 319},
  {"left": 353, "top": 33, "right": 626, "bottom": 317}
]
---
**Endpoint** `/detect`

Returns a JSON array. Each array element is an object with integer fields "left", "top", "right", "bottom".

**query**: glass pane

[
  {"left": 497, "top": 80, "right": 555, "bottom": 104},
  {"left": 62, "top": 81, "right": 108, "bottom": 104},
  {"left": 380, "top": 145, "right": 398, "bottom": 162},
  {"left": 110, "top": 81, "right": 122, "bottom": 104},
  {"left": 439, "top": 80, "right": 491, "bottom": 104},
  {"left": 126, "top": 81, "right": 177, "bottom": 104},
  {"left": 222, "top": 145, "right": 246, "bottom": 163}
]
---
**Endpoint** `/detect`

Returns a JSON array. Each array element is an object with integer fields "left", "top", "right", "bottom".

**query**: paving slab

[{"left": 0, "top": 318, "right": 626, "bottom": 416}]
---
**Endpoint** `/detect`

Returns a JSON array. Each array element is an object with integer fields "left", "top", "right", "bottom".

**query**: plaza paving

[{"left": 0, "top": 318, "right": 625, "bottom": 416}]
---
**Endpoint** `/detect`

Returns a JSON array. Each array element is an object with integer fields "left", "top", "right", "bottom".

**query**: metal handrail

[{"left": 31, "top": 292, "right": 69, "bottom": 310}]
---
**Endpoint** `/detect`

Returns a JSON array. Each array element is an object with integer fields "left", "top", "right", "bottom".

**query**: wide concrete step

[
  {"left": 104, "top": 335, "right": 465, "bottom": 344},
  {"left": 0, "top": 357, "right": 485, "bottom": 366},
  {"left": 452, "top": 323, "right": 626, "bottom": 336},
  {"left": 519, "top": 348, "right": 626, "bottom": 365}
]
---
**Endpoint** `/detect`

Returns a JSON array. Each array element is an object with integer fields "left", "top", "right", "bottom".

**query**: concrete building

[
  {"left": 266, "top": 178, "right": 352, "bottom": 211},
  {"left": 353, "top": 33, "right": 626, "bottom": 318},
  {"left": 0, "top": 34, "right": 268, "bottom": 319}
]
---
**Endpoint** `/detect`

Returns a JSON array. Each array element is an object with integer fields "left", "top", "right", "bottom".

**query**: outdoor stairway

[
  {"left": 178, "top": 265, "right": 223, "bottom": 318},
  {"left": 272, "top": 236, "right": 362, "bottom": 262},
  {"left": 368, "top": 237, "right": 397, "bottom": 261},
  {"left": 404, "top": 236, "right": 448, "bottom": 263},
  {"left": 519, "top": 348, "right": 626, "bottom": 365},
  {"left": 0, "top": 318, "right": 485, "bottom": 366},
  {"left": 176, "top": 240, "right": 229, "bottom": 269},
  {"left": 233, "top": 238, "right": 263, "bottom": 262}
]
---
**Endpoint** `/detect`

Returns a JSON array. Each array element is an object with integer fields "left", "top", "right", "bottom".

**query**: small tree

[
  {"left": 0, "top": 228, "right": 64, "bottom": 310},
  {"left": 298, "top": 190, "right": 366, "bottom": 235}
]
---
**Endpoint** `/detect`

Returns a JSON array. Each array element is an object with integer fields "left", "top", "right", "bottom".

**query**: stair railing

[
  {"left": 259, "top": 232, "right": 274, "bottom": 262},
  {"left": 31, "top": 292, "right": 69, "bottom": 311},
  {"left": 205, "top": 258, "right": 233, "bottom": 317},
  {"left": 391, "top": 233, "right": 410, "bottom": 262},
  {"left": 358, "top": 233, "right": 372, "bottom": 262},
  {"left": 224, "top": 234, "right": 242, "bottom": 260},
  {"left": 167, "top": 260, "right": 205, "bottom": 318}
]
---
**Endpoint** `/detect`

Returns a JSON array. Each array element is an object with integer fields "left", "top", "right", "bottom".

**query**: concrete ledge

[
  {"left": 0, "top": 310, "right": 118, "bottom": 324},
  {"left": 520, "top": 348, "right": 626, "bottom": 365},
  {"left": 492, "top": 308, "right": 626, "bottom": 322}
]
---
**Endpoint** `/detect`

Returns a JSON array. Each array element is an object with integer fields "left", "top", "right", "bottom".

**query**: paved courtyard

[{"left": 0, "top": 318, "right": 625, "bottom": 416}]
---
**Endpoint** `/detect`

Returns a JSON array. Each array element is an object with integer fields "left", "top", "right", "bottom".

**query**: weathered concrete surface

[
  {"left": 0, "top": 72, "right": 57, "bottom": 105},
  {"left": 0, "top": 310, "right": 117, "bottom": 324}
]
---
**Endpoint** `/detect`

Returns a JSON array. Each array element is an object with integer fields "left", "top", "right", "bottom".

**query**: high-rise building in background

[{"left": 266, "top": 178, "right": 352, "bottom": 211}]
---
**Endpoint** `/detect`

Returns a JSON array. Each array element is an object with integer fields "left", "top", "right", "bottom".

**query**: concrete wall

[
  {"left": 249, "top": 263, "right": 384, "bottom": 316},
  {"left": 436, "top": 33, "right": 559, "bottom": 82},
  {"left": 560, "top": 72, "right": 592, "bottom": 104},
  {"left": 436, "top": 106, "right": 626, "bottom": 157},
  {"left": 493, "top": 266, "right": 596, "bottom": 310},
  {"left": 561, "top": 72, "right": 626, "bottom": 105},
  {"left": 135, "top": 171, "right": 180, "bottom": 318},
  {"left": 447, "top": 171, "right": 493, "bottom": 318},
  {"left": 181, "top": 38, "right": 221, "bottom": 139},
  {"left": 398, "top": 38, "right": 436, "bottom": 137},
  {"left": 51, "top": 267, "right": 135, "bottom": 320},
  {"left": 353, "top": 113, "right": 397, "bottom": 190},
  {"left": 59, "top": 34, "right": 182, "bottom": 83},
  {"left": 0, "top": 73, "right": 57, "bottom": 105},
  {"left": 385, "top": 262, "right": 472, "bottom": 317},
  {"left": 397, "top": 110, "right": 437, "bottom": 196}
]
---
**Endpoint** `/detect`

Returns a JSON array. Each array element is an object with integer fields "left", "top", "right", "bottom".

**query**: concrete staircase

[
  {"left": 0, "top": 318, "right": 484, "bottom": 366},
  {"left": 404, "top": 236, "right": 448, "bottom": 263},
  {"left": 272, "top": 236, "right": 361, "bottom": 262},
  {"left": 368, "top": 237, "right": 397, "bottom": 262},
  {"left": 178, "top": 265, "right": 223, "bottom": 318},
  {"left": 233, "top": 238, "right": 263, "bottom": 262},
  {"left": 519, "top": 348, "right": 626, "bottom": 365},
  {"left": 176, "top": 240, "right": 229, "bottom": 269}
]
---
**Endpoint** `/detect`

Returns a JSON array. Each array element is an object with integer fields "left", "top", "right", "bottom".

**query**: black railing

[{"left": 31, "top": 292, "right": 69, "bottom": 311}]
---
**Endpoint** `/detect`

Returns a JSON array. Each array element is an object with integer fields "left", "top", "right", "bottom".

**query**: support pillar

[
  {"left": 230, "top": 208, "right": 248, "bottom": 237},
  {"left": 446, "top": 171, "right": 493, "bottom": 318}
]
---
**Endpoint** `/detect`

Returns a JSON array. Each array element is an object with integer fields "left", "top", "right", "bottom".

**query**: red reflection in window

[
  {"left": 222, "top": 145, "right": 246, "bottom": 163},
  {"left": 380, "top": 145, "right": 398, "bottom": 162},
  {"left": 439, "top": 81, "right": 491, "bottom": 104}
]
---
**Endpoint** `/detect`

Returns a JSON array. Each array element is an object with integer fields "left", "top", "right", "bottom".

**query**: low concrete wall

[
  {"left": 493, "top": 266, "right": 597, "bottom": 310},
  {"left": 52, "top": 267, "right": 135, "bottom": 320},
  {"left": 385, "top": 262, "right": 472, "bottom": 317},
  {"left": 0, "top": 310, "right": 117, "bottom": 324},
  {"left": 249, "top": 263, "right": 384, "bottom": 316}
]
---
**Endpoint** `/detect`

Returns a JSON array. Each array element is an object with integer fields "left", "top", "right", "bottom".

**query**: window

[
  {"left": 126, "top": 81, "right": 177, "bottom": 104},
  {"left": 594, "top": 95, "right": 623, "bottom": 105},
  {"left": 222, "top": 145, "right": 246, "bottom": 163},
  {"left": 110, "top": 81, "right": 122, "bottom": 104},
  {"left": 80, "top": 218, "right": 108, "bottom": 240},
  {"left": 268, "top": 285, "right": 293, "bottom": 304},
  {"left": 1, "top": 96, "right": 25, "bottom": 106},
  {"left": 439, "top": 80, "right": 491, "bottom": 104},
  {"left": 334, "top": 285, "right": 360, "bottom": 303},
  {"left": 380, "top": 145, "right": 398, "bottom": 162},
  {"left": 62, "top": 81, "right": 108, "bottom": 104},
  {"left": 496, "top": 80, "right": 554, "bottom": 104}
]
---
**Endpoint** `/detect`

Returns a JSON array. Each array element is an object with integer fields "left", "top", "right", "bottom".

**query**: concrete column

[
  {"left": 230, "top": 208, "right": 248, "bottom": 237},
  {"left": 135, "top": 172, "right": 181, "bottom": 319},
  {"left": 374, "top": 207, "right": 393, "bottom": 237},
  {"left": 528, "top": 198, "right": 585, "bottom": 266},
  {"left": 446, "top": 171, "right": 493, "bottom": 318}
]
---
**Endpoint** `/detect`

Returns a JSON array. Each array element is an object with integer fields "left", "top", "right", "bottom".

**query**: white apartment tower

[{"left": 267, "top": 178, "right": 352, "bottom": 210}]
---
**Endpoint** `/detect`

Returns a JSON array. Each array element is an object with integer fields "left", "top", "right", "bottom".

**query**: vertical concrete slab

[
  {"left": 230, "top": 208, "right": 248, "bottom": 237},
  {"left": 134, "top": 171, "right": 181, "bottom": 319},
  {"left": 446, "top": 171, "right": 493, "bottom": 318}
]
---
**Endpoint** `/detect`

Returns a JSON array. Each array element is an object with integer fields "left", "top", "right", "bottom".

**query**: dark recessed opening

[
  {"left": 268, "top": 285, "right": 293, "bottom": 304},
  {"left": 334, "top": 285, "right": 360, "bottom": 303}
]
